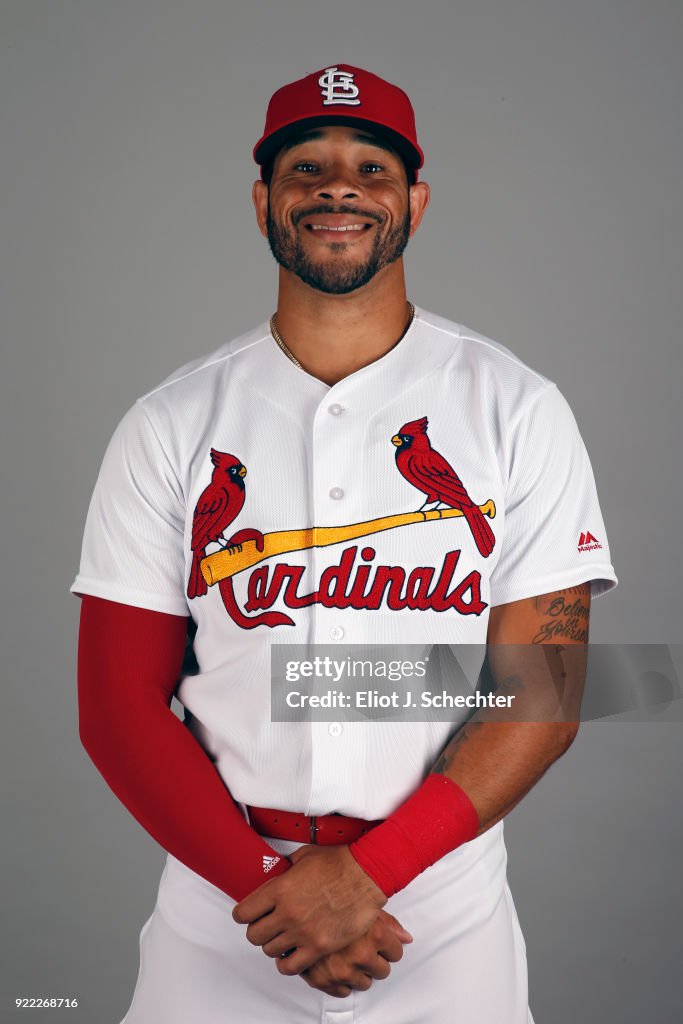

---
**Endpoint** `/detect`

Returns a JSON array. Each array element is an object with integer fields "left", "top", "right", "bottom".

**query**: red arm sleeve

[{"left": 77, "top": 595, "right": 291, "bottom": 902}]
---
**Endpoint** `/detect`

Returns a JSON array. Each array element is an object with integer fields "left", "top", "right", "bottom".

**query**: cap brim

[{"left": 253, "top": 114, "right": 423, "bottom": 173}]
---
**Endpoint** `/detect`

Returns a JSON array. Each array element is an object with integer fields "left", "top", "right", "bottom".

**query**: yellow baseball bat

[{"left": 200, "top": 500, "right": 496, "bottom": 586}]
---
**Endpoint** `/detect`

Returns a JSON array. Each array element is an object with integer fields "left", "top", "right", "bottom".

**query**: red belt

[{"left": 246, "top": 805, "right": 384, "bottom": 846}]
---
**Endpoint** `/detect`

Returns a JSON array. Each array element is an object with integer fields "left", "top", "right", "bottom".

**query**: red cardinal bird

[
  {"left": 392, "top": 416, "right": 495, "bottom": 558},
  {"left": 187, "top": 449, "right": 247, "bottom": 600}
]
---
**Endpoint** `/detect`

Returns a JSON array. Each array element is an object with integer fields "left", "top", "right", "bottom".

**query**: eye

[
  {"left": 361, "top": 162, "right": 384, "bottom": 173},
  {"left": 402, "top": 435, "right": 410, "bottom": 442},
  {"left": 294, "top": 162, "right": 319, "bottom": 173}
]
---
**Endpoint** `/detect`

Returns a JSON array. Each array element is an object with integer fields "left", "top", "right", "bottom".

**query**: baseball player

[{"left": 73, "top": 64, "right": 617, "bottom": 1023}]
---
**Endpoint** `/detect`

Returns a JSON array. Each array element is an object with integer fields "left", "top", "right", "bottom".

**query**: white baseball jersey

[{"left": 72, "top": 305, "right": 616, "bottom": 1024}]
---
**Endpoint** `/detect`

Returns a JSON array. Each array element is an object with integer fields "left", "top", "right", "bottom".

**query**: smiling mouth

[{"left": 304, "top": 223, "right": 374, "bottom": 236}]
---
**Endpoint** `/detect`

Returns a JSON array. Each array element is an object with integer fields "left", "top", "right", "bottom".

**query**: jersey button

[
  {"left": 329, "top": 487, "right": 344, "bottom": 500},
  {"left": 329, "top": 625, "right": 345, "bottom": 640},
  {"left": 328, "top": 403, "right": 344, "bottom": 416},
  {"left": 328, "top": 722, "right": 343, "bottom": 737}
]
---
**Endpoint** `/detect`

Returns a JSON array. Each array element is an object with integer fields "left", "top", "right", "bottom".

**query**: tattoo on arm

[
  {"left": 430, "top": 720, "right": 485, "bottom": 776},
  {"left": 532, "top": 584, "right": 590, "bottom": 644},
  {"left": 430, "top": 670, "right": 524, "bottom": 776}
]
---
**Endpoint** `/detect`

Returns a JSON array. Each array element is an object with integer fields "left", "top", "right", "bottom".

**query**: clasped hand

[{"left": 232, "top": 844, "right": 413, "bottom": 998}]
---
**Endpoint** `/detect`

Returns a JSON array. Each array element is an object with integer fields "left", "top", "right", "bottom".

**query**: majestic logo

[
  {"left": 318, "top": 66, "right": 361, "bottom": 106},
  {"left": 187, "top": 418, "right": 497, "bottom": 630},
  {"left": 578, "top": 530, "right": 602, "bottom": 553}
]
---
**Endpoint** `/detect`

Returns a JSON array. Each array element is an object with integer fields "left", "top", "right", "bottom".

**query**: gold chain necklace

[{"left": 270, "top": 301, "right": 416, "bottom": 370}]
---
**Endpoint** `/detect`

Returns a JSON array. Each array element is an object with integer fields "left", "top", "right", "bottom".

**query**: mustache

[{"left": 292, "top": 205, "right": 384, "bottom": 227}]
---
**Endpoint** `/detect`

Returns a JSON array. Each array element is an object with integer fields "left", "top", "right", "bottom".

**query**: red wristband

[{"left": 348, "top": 774, "right": 479, "bottom": 898}]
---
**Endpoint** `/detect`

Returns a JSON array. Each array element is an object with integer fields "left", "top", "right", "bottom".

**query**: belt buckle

[{"left": 310, "top": 815, "right": 320, "bottom": 844}]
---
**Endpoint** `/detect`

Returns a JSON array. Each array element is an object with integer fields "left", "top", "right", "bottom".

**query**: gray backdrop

[{"left": 2, "top": 1, "right": 681, "bottom": 1022}]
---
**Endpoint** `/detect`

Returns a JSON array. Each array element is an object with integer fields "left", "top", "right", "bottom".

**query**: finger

[
  {"left": 369, "top": 924, "right": 405, "bottom": 963},
  {"left": 376, "top": 931, "right": 406, "bottom": 963},
  {"left": 306, "top": 951, "right": 351, "bottom": 987},
  {"left": 383, "top": 913, "right": 414, "bottom": 943},
  {"left": 360, "top": 955, "right": 391, "bottom": 981},
  {"left": 333, "top": 939, "right": 380, "bottom": 975},
  {"left": 305, "top": 963, "right": 373, "bottom": 995},
  {"left": 340, "top": 971, "right": 373, "bottom": 992},
  {"left": 342, "top": 944, "right": 392, "bottom": 980},
  {"left": 308, "top": 982, "right": 352, "bottom": 999},
  {"left": 232, "top": 890, "right": 277, "bottom": 925},
  {"left": 300, "top": 964, "right": 334, "bottom": 992},
  {"left": 244, "top": 914, "right": 284, "bottom": 947},
  {"left": 276, "top": 946, "right": 321, "bottom": 977},
  {"left": 262, "top": 935, "right": 299, "bottom": 959},
  {"left": 307, "top": 947, "right": 382, "bottom": 989}
]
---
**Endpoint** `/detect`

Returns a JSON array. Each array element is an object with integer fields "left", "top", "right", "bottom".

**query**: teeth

[{"left": 309, "top": 224, "right": 367, "bottom": 232}]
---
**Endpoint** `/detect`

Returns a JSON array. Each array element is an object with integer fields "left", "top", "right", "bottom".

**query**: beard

[{"left": 266, "top": 199, "right": 411, "bottom": 295}]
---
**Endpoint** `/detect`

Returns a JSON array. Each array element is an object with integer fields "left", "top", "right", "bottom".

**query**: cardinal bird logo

[
  {"left": 392, "top": 417, "right": 496, "bottom": 558},
  {"left": 187, "top": 449, "right": 264, "bottom": 600}
]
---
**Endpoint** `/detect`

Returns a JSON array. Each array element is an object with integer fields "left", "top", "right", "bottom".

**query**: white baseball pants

[{"left": 120, "top": 825, "right": 534, "bottom": 1024}]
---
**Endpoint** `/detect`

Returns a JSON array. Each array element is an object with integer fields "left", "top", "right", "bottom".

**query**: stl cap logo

[{"left": 318, "top": 66, "right": 361, "bottom": 106}]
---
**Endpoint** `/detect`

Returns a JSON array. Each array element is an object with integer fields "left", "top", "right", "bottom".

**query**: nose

[{"left": 314, "top": 166, "right": 362, "bottom": 202}]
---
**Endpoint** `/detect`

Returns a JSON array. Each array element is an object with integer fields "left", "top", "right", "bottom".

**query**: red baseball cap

[{"left": 253, "top": 64, "right": 424, "bottom": 182}]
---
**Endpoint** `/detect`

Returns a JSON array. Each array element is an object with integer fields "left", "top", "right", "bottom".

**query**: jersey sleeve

[
  {"left": 70, "top": 400, "right": 189, "bottom": 616},
  {"left": 488, "top": 383, "right": 618, "bottom": 606}
]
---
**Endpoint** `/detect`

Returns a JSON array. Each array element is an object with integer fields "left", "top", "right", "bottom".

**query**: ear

[
  {"left": 408, "top": 181, "right": 430, "bottom": 237},
  {"left": 252, "top": 179, "right": 269, "bottom": 238}
]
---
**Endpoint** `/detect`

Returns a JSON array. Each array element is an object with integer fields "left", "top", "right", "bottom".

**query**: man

[{"left": 73, "top": 64, "right": 617, "bottom": 1023}]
